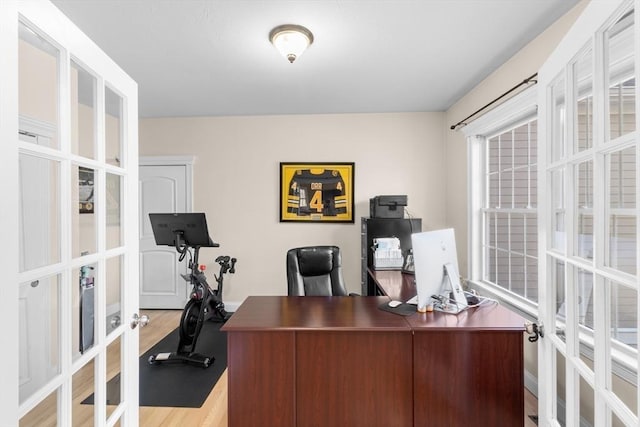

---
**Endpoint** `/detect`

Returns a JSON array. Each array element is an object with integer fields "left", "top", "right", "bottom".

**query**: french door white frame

[
  {"left": 538, "top": 1, "right": 639, "bottom": 426},
  {"left": 0, "top": 1, "right": 140, "bottom": 425}
]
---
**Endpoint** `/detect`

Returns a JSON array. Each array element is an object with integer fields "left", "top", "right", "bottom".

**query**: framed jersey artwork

[{"left": 280, "top": 162, "right": 355, "bottom": 223}]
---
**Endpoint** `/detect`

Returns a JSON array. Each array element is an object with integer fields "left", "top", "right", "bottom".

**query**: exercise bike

[{"left": 147, "top": 213, "right": 236, "bottom": 368}]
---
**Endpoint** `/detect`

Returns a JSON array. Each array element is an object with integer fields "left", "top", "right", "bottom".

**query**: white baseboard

[
  {"left": 524, "top": 369, "right": 538, "bottom": 397},
  {"left": 524, "top": 368, "right": 593, "bottom": 427},
  {"left": 224, "top": 301, "right": 242, "bottom": 313}
]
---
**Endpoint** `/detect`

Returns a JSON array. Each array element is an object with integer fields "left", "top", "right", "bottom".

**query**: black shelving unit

[{"left": 360, "top": 217, "right": 422, "bottom": 295}]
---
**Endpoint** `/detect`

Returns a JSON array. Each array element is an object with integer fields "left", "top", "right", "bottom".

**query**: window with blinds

[{"left": 483, "top": 118, "right": 538, "bottom": 303}]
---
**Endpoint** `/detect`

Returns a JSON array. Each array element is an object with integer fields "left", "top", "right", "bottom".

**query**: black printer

[{"left": 369, "top": 195, "right": 407, "bottom": 219}]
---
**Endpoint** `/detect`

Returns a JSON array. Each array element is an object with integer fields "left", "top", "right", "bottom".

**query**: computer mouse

[{"left": 388, "top": 300, "right": 402, "bottom": 308}]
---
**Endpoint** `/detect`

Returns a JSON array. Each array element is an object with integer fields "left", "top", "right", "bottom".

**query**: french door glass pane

[
  {"left": 526, "top": 256, "right": 538, "bottom": 303},
  {"left": 72, "top": 358, "right": 94, "bottom": 427},
  {"left": 106, "top": 255, "right": 123, "bottom": 337},
  {"left": 18, "top": 23, "right": 59, "bottom": 149},
  {"left": 73, "top": 263, "right": 97, "bottom": 359},
  {"left": 574, "top": 46, "right": 593, "bottom": 152},
  {"left": 72, "top": 165, "right": 97, "bottom": 258},
  {"left": 551, "top": 168, "right": 566, "bottom": 252},
  {"left": 105, "top": 87, "right": 123, "bottom": 167},
  {"left": 608, "top": 279, "right": 639, "bottom": 420},
  {"left": 612, "top": 368, "right": 638, "bottom": 419},
  {"left": 606, "top": 9, "right": 635, "bottom": 141},
  {"left": 19, "top": 387, "right": 57, "bottom": 427},
  {"left": 606, "top": 147, "right": 636, "bottom": 275},
  {"left": 106, "top": 335, "right": 122, "bottom": 417},
  {"left": 576, "top": 268, "right": 594, "bottom": 330},
  {"left": 511, "top": 253, "right": 526, "bottom": 298},
  {"left": 18, "top": 154, "right": 60, "bottom": 272},
  {"left": 553, "top": 258, "right": 567, "bottom": 342},
  {"left": 579, "top": 375, "right": 594, "bottom": 427},
  {"left": 526, "top": 213, "right": 538, "bottom": 258},
  {"left": 576, "top": 160, "right": 594, "bottom": 259},
  {"left": 529, "top": 120, "right": 538, "bottom": 208},
  {"left": 608, "top": 147, "right": 636, "bottom": 210},
  {"left": 106, "top": 173, "right": 122, "bottom": 249},
  {"left": 551, "top": 75, "right": 566, "bottom": 162},
  {"left": 607, "top": 279, "right": 638, "bottom": 349},
  {"left": 555, "top": 349, "right": 567, "bottom": 425},
  {"left": 70, "top": 61, "right": 96, "bottom": 159},
  {"left": 19, "top": 275, "right": 61, "bottom": 404}
]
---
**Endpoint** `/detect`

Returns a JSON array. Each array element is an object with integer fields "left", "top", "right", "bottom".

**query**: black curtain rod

[{"left": 450, "top": 72, "right": 538, "bottom": 131}]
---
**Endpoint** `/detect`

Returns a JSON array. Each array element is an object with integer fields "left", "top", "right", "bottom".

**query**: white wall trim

[
  {"left": 224, "top": 301, "right": 242, "bottom": 313},
  {"left": 525, "top": 369, "right": 594, "bottom": 427},
  {"left": 524, "top": 368, "right": 538, "bottom": 397},
  {"left": 139, "top": 155, "right": 195, "bottom": 166}
]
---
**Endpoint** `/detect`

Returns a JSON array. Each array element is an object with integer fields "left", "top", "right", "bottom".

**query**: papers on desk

[
  {"left": 373, "top": 237, "right": 404, "bottom": 270},
  {"left": 405, "top": 295, "right": 418, "bottom": 305}
]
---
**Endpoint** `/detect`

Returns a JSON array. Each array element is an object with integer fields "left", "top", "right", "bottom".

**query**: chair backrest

[{"left": 286, "top": 246, "right": 348, "bottom": 296}]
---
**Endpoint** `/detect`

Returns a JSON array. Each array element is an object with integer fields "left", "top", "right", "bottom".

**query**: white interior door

[
  {"left": 2, "top": 1, "right": 141, "bottom": 425},
  {"left": 139, "top": 160, "right": 192, "bottom": 309},
  {"left": 538, "top": 1, "right": 639, "bottom": 426}
]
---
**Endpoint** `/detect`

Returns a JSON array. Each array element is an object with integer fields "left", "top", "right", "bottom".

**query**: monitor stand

[{"left": 433, "top": 263, "right": 468, "bottom": 314}]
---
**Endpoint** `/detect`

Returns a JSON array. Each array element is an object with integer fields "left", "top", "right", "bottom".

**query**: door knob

[{"left": 131, "top": 313, "right": 150, "bottom": 329}]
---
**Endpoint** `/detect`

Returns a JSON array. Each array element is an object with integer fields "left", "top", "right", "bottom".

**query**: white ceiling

[{"left": 52, "top": 0, "right": 579, "bottom": 118}]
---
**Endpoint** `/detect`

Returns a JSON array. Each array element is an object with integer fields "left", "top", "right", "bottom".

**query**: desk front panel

[
  {"left": 413, "top": 330, "right": 524, "bottom": 427},
  {"left": 296, "top": 330, "right": 413, "bottom": 427},
  {"left": 227, "top": 331, "right": 295, "bottom": 427}
]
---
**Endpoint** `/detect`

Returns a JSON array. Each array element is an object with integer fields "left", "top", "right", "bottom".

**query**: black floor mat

[{"left": 82, "top": 319, "right": 227, "bottom": 408}]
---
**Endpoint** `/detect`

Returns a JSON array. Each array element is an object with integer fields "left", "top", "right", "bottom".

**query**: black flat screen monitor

[{"left": 149, "top": 213, "right": 219, "bottom": 248}]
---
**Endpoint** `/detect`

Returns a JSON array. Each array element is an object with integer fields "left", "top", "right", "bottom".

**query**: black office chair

[{"left": 286, "top": 246, "right": 350, "bottom": 296}]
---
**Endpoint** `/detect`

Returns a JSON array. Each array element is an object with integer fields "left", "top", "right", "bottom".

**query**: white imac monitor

[{"left": 411, "top": 228, "right": 467, "bottom": 314}]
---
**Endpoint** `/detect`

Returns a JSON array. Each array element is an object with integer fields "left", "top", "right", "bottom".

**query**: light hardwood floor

[{"left": 21, "top": 309, "right": 537, "bottom": 426}]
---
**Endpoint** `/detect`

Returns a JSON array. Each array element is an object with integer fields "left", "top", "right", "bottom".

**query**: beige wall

[
  {"left": 137, "top": 0, "right": 589, "bottom": 325},
  {"left": 140, "top": 112, "right": 446, "bottom": 302}
]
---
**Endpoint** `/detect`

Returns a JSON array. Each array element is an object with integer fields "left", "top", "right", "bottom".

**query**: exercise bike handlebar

[{"left": 215, "top": 255, "right": 237, "bottom": 275}]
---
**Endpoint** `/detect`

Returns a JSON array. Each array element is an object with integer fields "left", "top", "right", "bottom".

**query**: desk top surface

[
  {"left": 369, "top": 269, "right": 525, "bottom": 331},
  {"left": 221, "top": 296, "right": 411, "bottom": 331},
  {"left": 222, "top": 295, "right": 525, "bottom": 332}
]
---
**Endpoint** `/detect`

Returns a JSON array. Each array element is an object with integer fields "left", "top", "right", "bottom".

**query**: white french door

[
  {"left": 1, "top": 1, "right": 141, "bottom": 425},
  {"left": 538, "top": 1, "right": 639, "bottom": 426}
]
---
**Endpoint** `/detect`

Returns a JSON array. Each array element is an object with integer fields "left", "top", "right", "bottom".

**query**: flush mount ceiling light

[{"left": 269, "top": 24, "right": 314, "bottom": 63}]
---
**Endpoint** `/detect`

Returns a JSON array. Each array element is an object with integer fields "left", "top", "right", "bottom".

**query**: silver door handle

[{"left": 130, "top": 313, "right": 150, "bottom": 329}]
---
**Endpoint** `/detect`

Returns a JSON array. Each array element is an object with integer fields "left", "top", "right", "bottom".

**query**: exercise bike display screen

[{"left": 149, "top": 213, "right": 219, "bottom": 248}]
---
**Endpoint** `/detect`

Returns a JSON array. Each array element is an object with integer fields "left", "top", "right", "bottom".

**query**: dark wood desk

[
  {"left": 224, "top": 288, "right": 525, "bottom": 426},
  {"left": 222, "top": 296, "right": 414, "bottom": 427},
  {"left": 367, "top": 268, "right": 418, "bottom": 301},
  {"left": 370, "top": 269, "right": 525, "bottom": 427}
]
